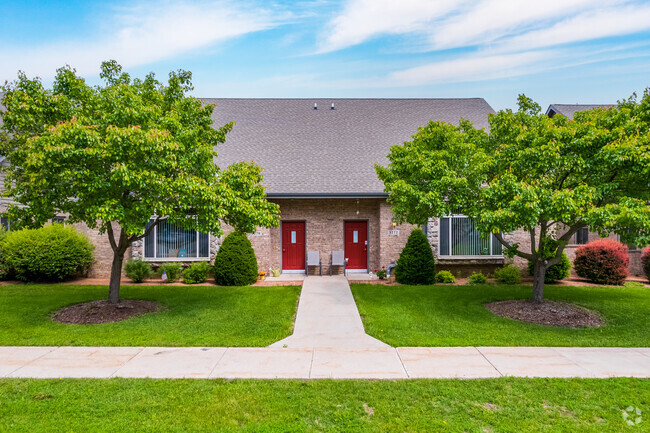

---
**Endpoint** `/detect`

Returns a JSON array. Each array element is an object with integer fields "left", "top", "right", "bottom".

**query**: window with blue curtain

[
  {"left": 439, "top": 216, "right": 502, "bottom": 256},
  {"left": 143, "top": 218, "right": 209, "bottom": 259}
]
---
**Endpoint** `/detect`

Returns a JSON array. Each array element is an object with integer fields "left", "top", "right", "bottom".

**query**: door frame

[
  {"left": 281, "top": 220, "right": 306, "bottom": 273},
  {"left": 343, "top": 219, "right": 369, "bottom": 272}
]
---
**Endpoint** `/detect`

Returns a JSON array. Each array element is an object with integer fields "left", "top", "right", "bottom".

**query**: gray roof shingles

[
  {"left": 206, "top": 98, "right": 494, "bottom": 195},
  {"left": 546, "top": 104, "right": 613, "bottom": 120}
]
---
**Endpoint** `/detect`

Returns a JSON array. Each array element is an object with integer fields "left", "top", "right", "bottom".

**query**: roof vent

[
  {"left": 331, "top": 103, "right": 335, "bottom": 110},
  {"left": 313, "top": 102, "right": 317, "bottom": 110}
]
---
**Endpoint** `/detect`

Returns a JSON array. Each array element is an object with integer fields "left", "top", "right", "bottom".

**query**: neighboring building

[{"left": 546, "top": 104, "right": 615, "bottom": 119}]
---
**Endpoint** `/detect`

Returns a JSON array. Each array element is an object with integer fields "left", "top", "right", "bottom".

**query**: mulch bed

[
  {"left": 53, "top": 300, "right": 161, "bottom": 324},
  {"left": 485, "top": 300, "right": 604, "bottom": 328}
]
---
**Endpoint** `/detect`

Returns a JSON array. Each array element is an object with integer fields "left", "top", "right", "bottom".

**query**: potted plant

[
  {"left": 258, "top": 271, "right": 266, "bottom": 280},
  {"left": 376, "top": 266, "right": 387, "bottom": 280}
]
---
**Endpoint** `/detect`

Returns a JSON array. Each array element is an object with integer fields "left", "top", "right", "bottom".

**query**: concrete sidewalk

[
  {"left": 2, "top": 346, "right": 649, "bottom": 379},
  {"left": 270, "top": 276, "right": 388, "bottom": 349}
]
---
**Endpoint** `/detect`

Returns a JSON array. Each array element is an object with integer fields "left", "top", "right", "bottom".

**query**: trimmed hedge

[
  {"left": 125, "top": 259, "right": 153, "bottom": 283},
  {"left": 158, "top": 262, "right": 182, "bottom": 283},
  {"left": 641, "top": 246, "right": 650, "bottom": 282},
  {"left": 182, "top": 261, "right": 212, "bottom": 284},
  {"left": 214, "top": 231, "right": 258, "bottom": 286},
  {"left": 468, "top": 271, "right": 488, "bottom": 285},
  {"left": 435, "top": 270, "right": 455, "bottom": 283},
  {"left": 394, "top": 229, "right": 435, "bottom": 285},
  {"left": 0, "top": 224, "right": 94, "bottom": 282},
  {"left": 574, "top": 239, "right": 629, "bottom": 285},
  {"left": 494, "top": 265, "right": 522, "bottom": 285}
]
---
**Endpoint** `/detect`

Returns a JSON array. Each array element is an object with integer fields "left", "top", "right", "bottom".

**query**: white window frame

[
  {"left": 438, "top": 215, "right": 503, "bottom": 259},
  {"left": 143, "top": 218, "right": 210, "bottom": 261}
]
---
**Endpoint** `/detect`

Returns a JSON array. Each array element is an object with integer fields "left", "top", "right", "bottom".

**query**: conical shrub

[
  {"left": 214, "top": 231, "right": 258, "bottom": 286},
  {"left": 395, "top": 228, "right": 435, "bottom": 285}
]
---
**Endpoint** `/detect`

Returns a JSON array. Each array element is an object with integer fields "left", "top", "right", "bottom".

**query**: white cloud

[
  {"left": 318, "top": 0, "right": 463, "bottom": 53},
  {"left": 0, "top": 0, "right": 283, "bottom": 80},
  {"left": 495, "top": 3, "right": 650, "bottom": 52}
]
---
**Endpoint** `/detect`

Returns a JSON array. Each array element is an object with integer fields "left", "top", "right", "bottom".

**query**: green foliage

[
  {"left": 435, "top": 270, "right": 455, "bottom": 283},
  {"left": 528, "top": 253, "right": 571, "bottom": 283},
  {"left": 376, "top": 91, "right": 650, "bottom": 300},
  {"left": 214, "top": 231, "right": 258, "bottom": 286},
  {"left": 0, "top": 61, "right": 279, "bottom": 298},
  {"left": 124, "top": 259, "right": 153, "bottom": 283},
  {"left": 182, "top": 261, "right": 212, "bottom": 284},
  {"left": 467, "top": 272, "right": 488, "bottom": 285},
  {"left": 158, "top": 262, "right": 182, "bottom": 283},
  {"left": 0, "top": 224, "right": 94, "bottom": 282},
  {"left": 394, "top": 229, "right": 435, "bottom": 285},
  {"left": 494, "top": 265, "right": 522, "bottom": 285}
]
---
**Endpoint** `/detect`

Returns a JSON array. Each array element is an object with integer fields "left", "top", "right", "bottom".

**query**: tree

[
  {"left": 376, "top": 93, "right": 650, "bottom": 303},
  {"left": 0, "top": 61, "right": 279, "bottom": 303}
]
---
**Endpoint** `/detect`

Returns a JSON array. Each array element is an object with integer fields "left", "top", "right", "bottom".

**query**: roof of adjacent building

[
  {"left": 546, "top": 104, "right": 614, "bottom": 119},
  {"left": 207, "top": 98, "right": 494, "bottom": 196}
]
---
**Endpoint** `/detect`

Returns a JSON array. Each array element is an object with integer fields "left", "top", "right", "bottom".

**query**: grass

[
  {"left": 0, "top": 378, "right": 648, "bottom": 432},
  {"left": 351, "top": 283, "right": 650, "bottom": 347},
  {"left": 0, "top": 284, "right": 300, "bottom": 347}
]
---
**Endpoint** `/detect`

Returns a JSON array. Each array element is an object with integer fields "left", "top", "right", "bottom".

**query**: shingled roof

[
  {"left": 207, "top": 98, "right": 494, "bottom": 196},
  {"left": 546, "top": 104, "right": 614, "bottom": 120}
]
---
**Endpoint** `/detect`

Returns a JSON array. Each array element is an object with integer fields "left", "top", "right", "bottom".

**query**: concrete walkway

[
  {"left": 2, "top": 276, "right": 650, "bottom": 379},
  {"left": 270, "top": 276, "right": 388, "bottom": 349}
]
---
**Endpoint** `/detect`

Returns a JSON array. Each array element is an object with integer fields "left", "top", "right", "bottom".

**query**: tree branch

[
  {"left": 129, "top": 216, "right": 161, "bottom": 243},
  {"left": 106, "top": 222, "right": 118, "bottom": 252},
  {"left": 493, "top": 231, "right": 535, "bottom": 261}
]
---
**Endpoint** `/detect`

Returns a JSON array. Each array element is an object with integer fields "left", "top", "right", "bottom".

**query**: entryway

[
  {"left": 344, "top": 221, "right": 367, "bottom": 272},
  {"left": 282, "top": 221, "right": 305, "bottom": 272}
]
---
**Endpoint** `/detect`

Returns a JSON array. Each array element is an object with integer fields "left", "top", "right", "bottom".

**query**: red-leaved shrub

[
  {"left": 574, "top": 239, "right": 629, "bottom": 285},
  {"left": 642, "top": 246, "right": 650, "bottom": 283}
]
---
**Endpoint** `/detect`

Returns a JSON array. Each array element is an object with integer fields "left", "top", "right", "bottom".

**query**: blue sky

[{"left": 1, "top": 0, "right": 650, "bottom": 110}]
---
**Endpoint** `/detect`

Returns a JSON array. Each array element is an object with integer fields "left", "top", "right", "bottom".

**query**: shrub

[
  {"left": 158, "top": 262, "right": 182, "bottom": 283},
  {"left": 527, "top": 239, "right": 572, "bottom": 283},
  {"left": 394, "top": 229, "right": 435, "bottom": 285},
  {"left": 0, "top": 224, "right": 94, "bottom": 282},
  {"left": 642, "top": 247, "right": 650, "bottom": 283},
  {"left": 574, "top": 239, "right": 629, "bottom": 285},
  {"left": 214, "top": 231, "right": 258, "bottom": 286},
  {"left": 124, "top": 259, "right": 153, "bottom": 283},
  {"left": 494, "top": 265, "right": 522, "bottom": 285},
  {"left": 468, "top": 271, "right": 488, "bottom": 285},
  {"left": 435, "top": 270, "right": 455, "bottom": 283},
  {"left": 182, "top": 261, "right": 212, "bottom": 284}
]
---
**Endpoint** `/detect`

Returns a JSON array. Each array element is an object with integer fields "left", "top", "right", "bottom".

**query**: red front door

[
  {"left": 282, "top": 222, "right": 305, "bottom": 270},
  {"left": 345, "top": 221, "right": 367, "bottom": 270}
]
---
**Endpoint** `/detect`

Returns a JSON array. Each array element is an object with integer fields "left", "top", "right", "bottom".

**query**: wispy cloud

[{"left": 0, "top": 0, "right": 285, "bottom": 80}]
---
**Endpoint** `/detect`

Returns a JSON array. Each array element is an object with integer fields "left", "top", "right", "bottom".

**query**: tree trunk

[
  {"left": 532, "top": 260, "right": 546, "bottom": 304},
  {"left": 108, "top": 250, "right": 125, "bottom": 304}
]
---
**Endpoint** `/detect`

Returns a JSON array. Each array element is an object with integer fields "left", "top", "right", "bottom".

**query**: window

[
  {"left": 52, "top": 216, "right": 66, "bottom": 224},
  {"left": 575, "top": 227, "right": 589, "bottom": 245},
  {"left": 439, "top": 216, "right": 502, "bottom": 256},
  {"left": 0, "top": 215, "right": 9, "bottom": 231},
  {"left": 143, "top": 219, "right": 209, "bottom": 259}
]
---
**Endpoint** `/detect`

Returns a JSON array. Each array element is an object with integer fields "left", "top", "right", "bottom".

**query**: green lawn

[
  {"left": 351, "top": 283, "right": 650, "bottom": 347},
  {"left": 1, "top": 378, "right": 647, "bottom": 432},
  {"left": 0, "top": 284, "right": 300, "bottom": 347}
]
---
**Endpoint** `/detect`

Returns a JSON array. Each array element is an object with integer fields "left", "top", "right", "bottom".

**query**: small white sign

[
  {"left": 388, "top": 230, "right": 400, "bottom": 236},
  {"left": 252, "top": 231, "right": 263, "bottom": 236}
]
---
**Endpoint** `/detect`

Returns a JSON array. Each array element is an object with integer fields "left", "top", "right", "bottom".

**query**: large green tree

[
  {"left": 0, "top": 61, "right": 279, "bottom": 303},
  {"left": 376, "top": 93, "right": 650, "bottom": 303}
]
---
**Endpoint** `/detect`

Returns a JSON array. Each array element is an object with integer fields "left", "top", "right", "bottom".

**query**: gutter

[{"left": 266, "top": 192, "right": 389, "bottom": 199}]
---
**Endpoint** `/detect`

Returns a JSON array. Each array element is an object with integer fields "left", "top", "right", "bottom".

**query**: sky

[{"left": 1, "top": 0, "right": 650, "bottom": 111}]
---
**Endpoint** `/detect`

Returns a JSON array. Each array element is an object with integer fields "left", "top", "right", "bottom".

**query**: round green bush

[
  {"left": 125, "top": 259, "right": 153, "bottom": 283},
  {"left": 158, "top": 262, "right": 182, "bottom": 283},
  {"left": 394, "top": 229, "right": 435, "bottom": 285},
  {"left": 468, "top": 271, "right": 488, "bottom": 285},
  {"left": 435, "top": 270, "right": 455, "bottom": 283},
  {"left": 494, "top": 264, "right": 522, "bottom": 285},
  {"left": 182, "top": 261, "right": 212, "bottom": 284},
  {"left": 214, "top": 231, "right": 258, "bottom": 286},
  {"left": 0, "top": 224, "right": 94, "bottom": 282}
]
